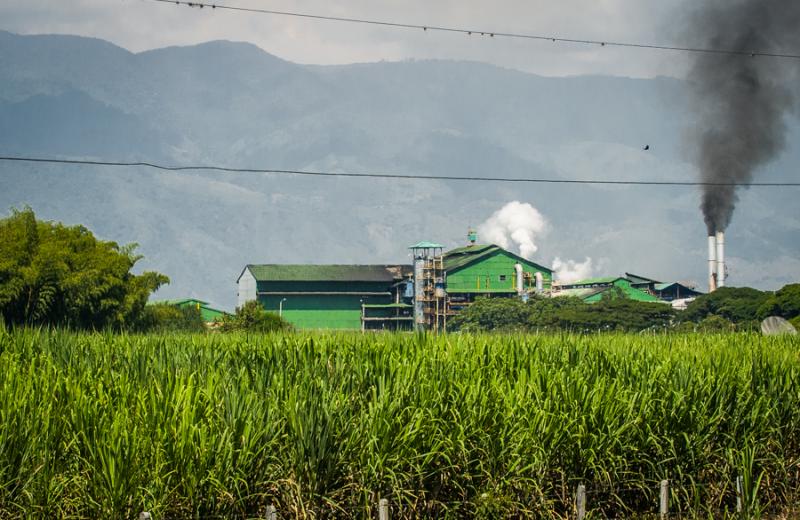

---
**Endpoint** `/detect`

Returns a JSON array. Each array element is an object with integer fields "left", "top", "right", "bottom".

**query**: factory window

[{"left": 499, "top": 275, "right": 507, "bottom": 281}]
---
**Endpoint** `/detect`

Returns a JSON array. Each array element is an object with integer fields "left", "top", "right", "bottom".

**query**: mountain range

[{"left": 1, "top": 29, "right": 798, "bottom": 310}]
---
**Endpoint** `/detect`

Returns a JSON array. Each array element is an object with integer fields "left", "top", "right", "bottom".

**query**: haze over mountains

[{"left": 1, "top": 30, "right": 798, "bottom": 309}]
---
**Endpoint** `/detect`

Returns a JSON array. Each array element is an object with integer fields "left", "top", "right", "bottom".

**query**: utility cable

[
  {"left": 2, "top": 155, "right": 798, "bottom": 187},
  {"left": 142, "top": 0, "right": 800, "bottom": 60}
]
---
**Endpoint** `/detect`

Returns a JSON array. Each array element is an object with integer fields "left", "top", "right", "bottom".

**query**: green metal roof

[
  {"left": 563, "top": 276, "right": 624, "bottom": 286},
  {"left": 625, "top": 272, "right": 662, "bottom": 284},
  {"left": 443, "top": 244, "right": 499, "bottom": 271},
  {"left": 148, "top": 298, "right": 230, "bottom": 320},
  {"left": 245, "top": 264, "right": 411, "bottom": 282},
  {"left": 654, "top": 282, "right": 702, "bottom": 293},
  {"left": 556, "top": 284, "right": 663, "bottom": 303},
  {"left": 408, "top": 241, "right": 445, "bottom": 249},
  {"left": 442, "top": 244, "right": 553, "bottom": 274},
  {"left": 553, "top": 287, "right": 608, "bottom": 299},
  {"left": 613, "top": 285, "right": 663, "bottom": 303}
]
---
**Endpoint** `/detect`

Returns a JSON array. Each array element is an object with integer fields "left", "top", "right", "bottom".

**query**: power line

[
  {"left": 142, "top": 0, "right": 800, "bottom": 60},
  {"left": 2, "top": 155, "right": 798, "bottom": 187}
]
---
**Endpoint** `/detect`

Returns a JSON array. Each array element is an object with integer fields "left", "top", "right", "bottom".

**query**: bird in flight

[{"left": 643, "top": 145, "right": 650, "bottom": 151}]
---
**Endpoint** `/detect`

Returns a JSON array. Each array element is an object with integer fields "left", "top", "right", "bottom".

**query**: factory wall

[
  {"left": 257, "top": 281, "right": 394, "bottom": 330},
  {"left": 446, "top": 251, "right": 551, "bottom": 293},
  {"left": 237, "top": 269, "right": 257, "bottom": 308}
]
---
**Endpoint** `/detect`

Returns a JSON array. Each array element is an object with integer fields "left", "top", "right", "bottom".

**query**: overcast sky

[{"left": 1, "top": 0, "right": 693, "bottom": 78}]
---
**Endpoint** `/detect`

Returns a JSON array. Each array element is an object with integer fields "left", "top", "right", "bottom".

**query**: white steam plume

[
  {"left": 477, "top": 201, "right": 546, "bottom": 259},
  {"left": 552, "top": 257, "right": 594, "bottom": 284}
]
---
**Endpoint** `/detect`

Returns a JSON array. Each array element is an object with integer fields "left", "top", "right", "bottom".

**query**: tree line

[
  {"left": 3, "top": 209, "right": 796, "bottom": 334},
  {"left": 450, "top": 285, "right": 800, "bottom": 333}
]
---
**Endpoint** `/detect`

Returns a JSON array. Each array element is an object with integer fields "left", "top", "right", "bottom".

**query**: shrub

[
  {"left": 140, "top": 303, "right": 206, "bottom": 332},
  {"left": 219, "top": 300, "right": 292, "bottom": 332},
  {"left": 449, "top": 296, "right": 529, "bottom": 332},
  {"left": 757, "top": 284, "right": 800, "bottom": 320},
  {"left": 696, "top": 314, "right": 735, "bottom": 332}
]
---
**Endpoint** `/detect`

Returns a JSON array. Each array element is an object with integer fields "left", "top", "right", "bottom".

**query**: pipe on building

[
  {"left": 514, "top": 263, "right": 524, "bottom": 295},
  {"left": 413, "top": 256, "right": 425, "bottom": 328},
  {"left": 535, "top": 272, "right": 544, "bottom": 294},
  {"left": 716, "top": 231, "right": 725, "bottom": 288},
  {"left": 708, "top": 235, "right": 717, "bottom": 292}
]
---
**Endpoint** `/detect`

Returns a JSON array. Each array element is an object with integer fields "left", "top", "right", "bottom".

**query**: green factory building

[
  {"left": 552, "top": 274, "right": 703, "bottom": 304},
  {"left": 237, "top": 264, "right": 413, "bottom": 330},
  {"left": 553, "top": 277, "right": 663, "bottom": 303},
  {"left": 238, "top": 242, "right": 554, "bottom": 331},
  {"left": 441, "top": 244, "right": 553, "bottom": 318}
]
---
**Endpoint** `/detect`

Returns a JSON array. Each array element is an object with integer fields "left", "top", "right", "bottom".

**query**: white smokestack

[
  {"left": 708, "top": 235, "right": 717, "bottom": 292},
  {"left": 514, "top": 263, "right": 524, "bottom": 295},
  {"left": 716, "top": 231, "right": 725, "bottom": 287}
]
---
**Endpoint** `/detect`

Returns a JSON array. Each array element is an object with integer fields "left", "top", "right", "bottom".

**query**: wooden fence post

[
  {"left": 660, "top": 479, "right": 669, "bottom": 518},
  {"left": 379, "top": 498, "right": 389, "bottom": 520},
  {"left": 735, "top": 475, "right": 743, "bottom": 514},
  {"left": 266, "top": 504, "right": 277, "bottom": 520},
  {"left": 576, "top": 484, "right": 586, "bottom": 520}
]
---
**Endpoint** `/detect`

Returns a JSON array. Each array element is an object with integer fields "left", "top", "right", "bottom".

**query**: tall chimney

[
  {"left": 716, "top": 231, "right": 725, "bottom": 288},
  {"left": 708, "top": 235, "right": 717, "bottom": 292}
]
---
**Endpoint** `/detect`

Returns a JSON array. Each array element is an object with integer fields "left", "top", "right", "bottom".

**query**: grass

[{"left": 0, "top": 327, "right": 797, "bottom": 518}]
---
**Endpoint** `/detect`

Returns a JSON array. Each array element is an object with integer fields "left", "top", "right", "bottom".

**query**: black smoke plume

[{"left": 687, "top": 0, "right": 800, "bottom": 234}]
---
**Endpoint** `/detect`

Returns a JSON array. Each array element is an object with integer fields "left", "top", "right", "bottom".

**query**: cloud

[
  {"left": 552, "top": 257, "right": 594, "bottom": 283},
  {"left": 478, "top": 201, "right": 547, "bottom": 259}
]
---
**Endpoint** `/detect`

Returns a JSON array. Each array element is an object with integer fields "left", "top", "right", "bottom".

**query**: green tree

[
  {"left": 681, "top": 286, "right": 769, "bottom": 324},
  {"left": 450, "top": 294, "right": 675, "bottom": 333},
  {"left": 757, "top": 284, "right": 800, "bottom": 320},
  {"left": 789, "top": 316, "right": 800, "bottom": 331},
  {"left": 0, "top": 208, "right": 168, "bottom": 329},
  {"left": 449, "top": 296, "right": 529, "bottom": 332},
  {"left": 527, "top": 296, "right": 587, "bottom": 330},
  {"left": 219, "top": 300, "right": 292, "bottom": 332},
  {"left": 696, "top": 314, "right": 735, "bottom": 332},
  {"left": 547, "top": 298, "right": 675, "bottom": 333},
  {"left": 140, "top": 303, "right": 206, "bottom": 332}
]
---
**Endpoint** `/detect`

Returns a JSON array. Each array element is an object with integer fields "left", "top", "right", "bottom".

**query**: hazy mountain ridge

[{"left": 1, "top": 30, "right": 797, "bottom": 309}]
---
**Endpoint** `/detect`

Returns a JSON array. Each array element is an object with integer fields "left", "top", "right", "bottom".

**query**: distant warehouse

[
  {"left": 237, "top": 240, "right": 554, "bottom": 331},
  {"left": 237, "top": 264, "right": 412, "bottom": 330}
]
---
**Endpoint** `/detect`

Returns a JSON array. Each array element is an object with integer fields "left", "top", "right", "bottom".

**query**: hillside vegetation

[{"left": 0, "top": 328, "right": 797, "bottom": 518}]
